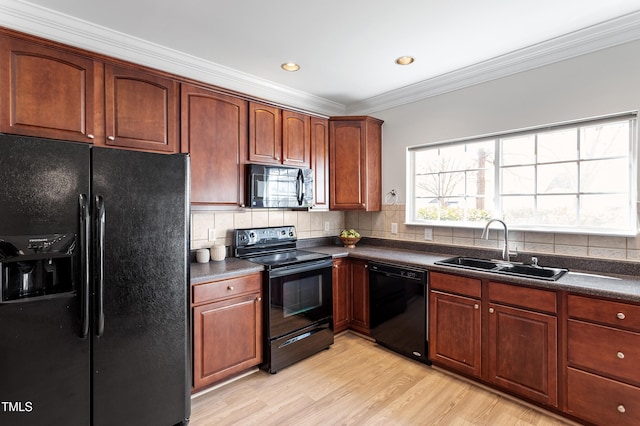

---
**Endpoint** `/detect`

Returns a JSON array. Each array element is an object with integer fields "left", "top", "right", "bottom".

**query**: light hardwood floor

[{"left": 190, "top": 333, "right": 576, "bottom": 426}]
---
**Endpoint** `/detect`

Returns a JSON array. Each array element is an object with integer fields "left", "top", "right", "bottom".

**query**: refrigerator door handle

[
  {"left": 79, "top": 194, "right": 90, "bottom": 338},
  {"left": 95, "top": 195, "right": 105, "bottom": 337}
]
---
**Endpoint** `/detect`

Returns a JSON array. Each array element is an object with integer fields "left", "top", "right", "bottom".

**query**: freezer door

[
  {"left": 91, "top": 148, "right": 190, "bottom": 426},
  {"left": 0, "top": 134, "right": 91, "bottom": 426}
]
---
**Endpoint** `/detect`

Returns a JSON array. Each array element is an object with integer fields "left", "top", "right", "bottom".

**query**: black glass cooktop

[{"left": 246, "top": 249, "right": 331, "bottom": 268}]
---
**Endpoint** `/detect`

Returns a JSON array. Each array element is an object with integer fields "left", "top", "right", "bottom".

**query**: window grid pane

[{"left": 410, "top": 115, "right": 636, "bottom": 233}]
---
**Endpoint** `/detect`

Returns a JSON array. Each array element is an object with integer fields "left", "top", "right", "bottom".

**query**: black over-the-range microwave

[{"left": 247, "top": 164, "right": 314, "bottom": 208}]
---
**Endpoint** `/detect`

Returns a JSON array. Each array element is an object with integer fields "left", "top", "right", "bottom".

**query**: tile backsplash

[
  {"left": 191, "top": 209, "right": 345, "bottom": 250},
  {"left": 345, "top": 204, "right": 640, "bottom": 262},
  {"left": 191, "top": 204, "right": 640, "bottom": 262}
]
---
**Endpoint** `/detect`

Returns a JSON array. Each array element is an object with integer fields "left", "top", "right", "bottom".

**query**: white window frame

[{"left": 406, "top": 112, "right": 639, "bottom": 236}]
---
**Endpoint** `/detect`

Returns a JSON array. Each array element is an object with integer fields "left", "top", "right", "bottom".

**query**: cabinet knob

[
  {"left": 257, "top": 297, "right": 262, "bottom": 302},
  {"left": 333, "top": 265, "right": 338, "bottom": 268},
  {"left": 474, "top": 304, "right": 479, "bottom": 310},
  {"left": 240, "top": 204, "right": 245, "bottom": 208},
  {"left": 227, "top": 286, "right": 234, "bottom": 291},
  {"left": 617, "top": 351, "right": 625, "bottom": 359},
  {"left": 489, "top": 307, "right": 495, "bottom": 313},
  {"left": 617, "top": 312, "right": 626, "bottom": 320},
  {"left": 107, "top": 136, "right": 115, "bottom": 141},
  {"left": 87, "top": 134, "right": 94, "bottom": 139},
  {"left": 617, "top": 404, "right": 626, "bottom": 413}
]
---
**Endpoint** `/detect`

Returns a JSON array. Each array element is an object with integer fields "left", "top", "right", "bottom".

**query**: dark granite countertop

[
  {"left": 190, "top": 257, "right": 264, "bottom": 285},
  {"left": 190, "top": 241, "right": 640, "bottom": 303}
]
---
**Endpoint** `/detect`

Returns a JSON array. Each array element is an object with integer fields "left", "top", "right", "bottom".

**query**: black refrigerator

[{"left": 0, "top": 134, "right": 191, "bottom": 426}]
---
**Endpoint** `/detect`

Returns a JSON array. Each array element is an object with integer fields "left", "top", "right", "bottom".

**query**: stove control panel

[{"left": 234, "top": 226, "right": 297, "bottom": 249}]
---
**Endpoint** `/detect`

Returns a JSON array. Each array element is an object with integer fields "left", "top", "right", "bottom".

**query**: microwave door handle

[{"left": 296, "top": 169, "right": 304, "bottom": 205}]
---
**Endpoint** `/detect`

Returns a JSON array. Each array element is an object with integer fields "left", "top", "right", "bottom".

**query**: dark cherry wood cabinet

[
  {"left": 329, "top": 116, "right": 383, "bottom": 211},
  {"left": 350, "top": 259, "right": 370, "bottom": 335},
  {"left": 310, "top": 117, "right": 329, "bottom": 210},
  {"left": 104, "top": 64, "right": 179, "bottom": 153},
  {"left": 487, "top": 282, "right": 558, "bottom": 407},
  {"left": 331, "top": 258, "right": 369, "bottom": 335},
  {"left": 565, "top": 293, "right": 640, "bottom": 425},
  {"left": 192, "top": 273, "right": 262, "bottom": 391},
  {"left": 282, "top": 109, "right": 310, "bottom": 168},
  {"left": 332, "top": 258, "right": 351, "bottom": 334},
  {"left": 248, "top": 102, "right": 312, "bottom": 168},
  {"left": 429, "top": 272, "right": 482, "bottom": 378},
  {"left": 181, "top": 84, "right": 247, "bottom": 207},
  {"left": 0, "top": 35, "right": 99, "bottom": 143},
  {"left": 248, "top": 102, "right": 281, "bottom": 165}
]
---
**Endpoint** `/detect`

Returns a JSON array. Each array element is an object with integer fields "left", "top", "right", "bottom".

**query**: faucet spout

[{"left": 482, "top": 219, "right": 513, "bottom": 261}]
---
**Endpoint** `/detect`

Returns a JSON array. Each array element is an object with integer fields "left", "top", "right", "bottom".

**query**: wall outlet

[
  {"left": 208, "top": 228, "right": 216, "bottom": 242},
  {"left": 424, "top": 227, "right": 433, "bottom": 241},
  {"left": 391, "top": 223, "right": 398, "bottom": 234},
  {"left": 324, "top": 221, "right": 330, "bottom": 231}
]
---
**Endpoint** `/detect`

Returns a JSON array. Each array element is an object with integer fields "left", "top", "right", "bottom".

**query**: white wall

[{"left": 375, "top": 39, "right": 640, "bottom": 203}]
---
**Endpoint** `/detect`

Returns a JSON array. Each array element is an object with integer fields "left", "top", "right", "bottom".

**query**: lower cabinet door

[
  {"left": 192, "top": 293, "right": 262, "bottom": 390},
  {"left": 488, "top": 303, "right": 558, "bottom": 407},
  {"left": 429, "top": 290, "right": 482, "bottom": 378}
]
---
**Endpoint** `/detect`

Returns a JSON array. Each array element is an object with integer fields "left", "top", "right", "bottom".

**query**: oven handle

[{"left": 268, "top": 258, "right": 333, "bottom": 278}]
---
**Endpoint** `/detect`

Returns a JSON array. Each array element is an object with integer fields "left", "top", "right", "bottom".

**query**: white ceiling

[{"left": 3, "top": 0, "right": 640, "bottom": 115}]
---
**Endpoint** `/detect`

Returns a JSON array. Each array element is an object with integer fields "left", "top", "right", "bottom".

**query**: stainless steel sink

[{"left": 435, "top": 256, "right": 568, "bottom": 281}]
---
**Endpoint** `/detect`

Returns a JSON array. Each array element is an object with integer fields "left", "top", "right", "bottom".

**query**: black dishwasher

[{"left": 369, "top": 261, "right": 429, "bottom": 364}]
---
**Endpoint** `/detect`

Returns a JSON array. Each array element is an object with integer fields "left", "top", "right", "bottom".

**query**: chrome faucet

[{"left": 481, "top": 218, "right": 514, "bottom": 262}]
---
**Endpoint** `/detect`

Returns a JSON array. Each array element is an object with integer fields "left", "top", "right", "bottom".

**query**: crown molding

[
  {"left": 0, "top": 0, "right": 347, "bottom": 116},
  {"left": 2, "top": 1, "right": 639, "bottom": 117},
  {"left": 347, "top": 10, "right": 640, "bottom": 115}
]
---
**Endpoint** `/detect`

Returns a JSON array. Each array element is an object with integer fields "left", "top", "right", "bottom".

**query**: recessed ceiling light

[
  {"left": 395, "top": 56, "right": 415, "bottom": 65},
  {"left": 281, "top": 62, "right": 301, "bottom": 72}
]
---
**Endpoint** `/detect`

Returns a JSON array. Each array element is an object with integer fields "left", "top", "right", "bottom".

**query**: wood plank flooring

[{"left": 190, "top": 333, "right": 576, "bottom": 426}]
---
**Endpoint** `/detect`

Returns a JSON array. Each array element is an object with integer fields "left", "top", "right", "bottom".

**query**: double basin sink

[{"left": 435, "top": 256, "right": 568, "bottom": 281}]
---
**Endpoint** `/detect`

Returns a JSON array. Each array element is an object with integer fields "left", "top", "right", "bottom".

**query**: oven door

[{"left": 267, "top": 258, "right": 333, "bottom": 339}]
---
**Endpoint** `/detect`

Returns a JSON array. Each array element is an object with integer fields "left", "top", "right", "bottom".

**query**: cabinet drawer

[
  {"left": 193, "top": 273, "right": 261, "bottom": 305},
  {"left": 568, "top": 294, "right": 640, "bottom": 332},
  {"left": 488, "top": 281, "right": 556, "bottom": 313},
  {"left": 567, "top": 319, "right": 640, "bottom": 386},
  {"left": 430, "top": 272, "right": 481, "bottom": 298},
  {"left": 567, "top": 367, "right": 640, "bottom": 426}
]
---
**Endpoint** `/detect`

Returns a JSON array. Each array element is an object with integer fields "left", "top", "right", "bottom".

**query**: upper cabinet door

[
  {"left": 311, "top": 117, "right": 329, "bottom": 210},
  {"left": 248, "top": 102, "right": 281, "bottom": 165},
  {"left": 181, "top": 84, "right": 248, "bottom": 208},
  {"left": 282, "top": 110, "right": 310, "bottom": 168},
  {"left": 0, "top": 36, "right": 98, "bottom": 143},
  {"left": 104, "top": 64, "right": 178, "bottom": 153}
]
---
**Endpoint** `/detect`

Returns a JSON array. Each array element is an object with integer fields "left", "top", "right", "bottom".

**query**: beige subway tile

[
  {"left": 433, "top": 234, "right": 453, "bottom": 245},
  {"left": 588, "top": 235, "right": 626, "bottom": 249},
  {"left": 283, "top": 211, "right": 298, "bottom": 228},
  {"left": 214, "top": 213, "right": 234, "bottom": 239},
  {"left": 191, "top": 212, "right": 214, "bottom": 241},
  {"left": 297, "top": 231, "right": 311, "bottom": 240},
  {"left": 251, "top": 210, "right": 269, "bottom": 227},
  {"left": 344, "top": 212, "right": 359, "bottom": 230},
  {"left": 452, "top": 237, "right": 474, "bottom": 247},
  {"left": 555, "top": 244, "right": 588, "bottom": 257},
  {"left": 626, "top": 249, "right": 640, "bottom": 261},
  {"left": 626, "top": 236, "right": 640, "bottom": 250},
  {"left": 555, "top": 233, "right": 588, "bottom": 247},
  {"left": 434, "top": 227, "right": 453, "bottom": 237},
  {"left": 587, "top": 247, "right": 626, "bottom": 260},
  {"left": 523, "top": 242, "right": 554, "bottom": 254},
  {"left": 233, "top": 211, "right": 252, "bottom": 230},
  {"left": 453, "top": 228, "right": 475, "bottom": 239},
  {"left": 310, "top": 213, "right": 324, "bottom": 231},
  {"left": 358, "top": 212, "right": 373, "bottom": 231},
  {"left": 297, "top": 211, "right": 311, "bottom": 232},
  {"left": 475, "top": 238, "right": 498, "bottom": 249},
  {"left": 268, "top": 209, "right": 284, "bottom": 226},
  {"left": 525, "top": 232, "right": 554, "bottom": 244}
]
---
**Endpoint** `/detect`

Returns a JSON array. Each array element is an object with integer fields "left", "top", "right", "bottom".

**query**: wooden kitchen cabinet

[
  {"left": 248, "top": 102, "right": 312, "bottom": 168},
  {"left": 329, "top": 116, "right": 383, "bottom": 211},
  {"left": 104, "top": 64, "right": 179, "bottom": 153},
  {"left": 487, "top": 282, "right": 558, "bottom": 407},
  {"left": 332, "top": 258, "right": 351, "bottom": 334},
  {"left": 192, "top": 273, "right": 262, "bottom": 391},
  {"left": 429, "top": 272, "right": 482, "bottom": 378},
  {"left": 310, "top": 117, "right": 329, "bottom": 210},
  {"left": 0, "top": 34, "right": 99, "bottom": 143},
  {"left": 565, "top": 293, "right": 640, "bottom": 425},
  {"left": 331, "top": 258, "right": 369, "bottom": 335},
  {"left": 429, "top": 272, "right": 558, "bottom": 407},
  {"left": 181, "top": 83, "right": 247, "bottom": 207},
  {"left": 350, "top": 259, "right": 370, "bottom": 335}
]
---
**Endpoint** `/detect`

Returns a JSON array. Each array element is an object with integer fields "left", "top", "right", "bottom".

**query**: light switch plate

[
  {"left": 208, "top": 228, "right": 216, "bottom": 241},
  {"left": 324, "top": 221, "right": 330, "bottom": 231},
  {"left": 391, "top": 223, "right": 398, "bottom": 234},
  {"left": 424, "top": 227, "right": 433, "bottom": 241}
]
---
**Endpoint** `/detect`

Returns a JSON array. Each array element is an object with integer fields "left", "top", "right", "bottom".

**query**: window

[{"left": 407, "top": 113, "right": 638, "bottom": 235}]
